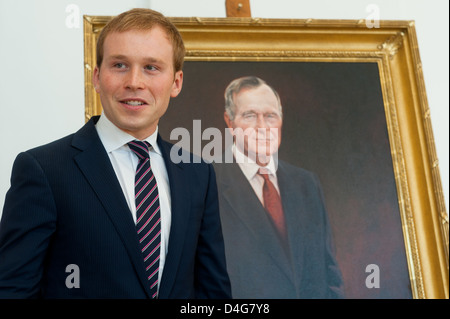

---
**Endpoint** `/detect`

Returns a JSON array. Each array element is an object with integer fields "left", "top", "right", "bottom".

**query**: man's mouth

[
  {"left": 119, "top": 99, "right": 148, "bottom": 109},
  {"left": 122, "top": 100, "right": 146, "bottom": 106}
]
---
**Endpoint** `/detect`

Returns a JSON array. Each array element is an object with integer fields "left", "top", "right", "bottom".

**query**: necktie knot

[
  {"left": 257, "top": 168, "right": 271, "bottom": 181},
  {"left": 128, "top": 140, "right": 151, "bottom": 161}
]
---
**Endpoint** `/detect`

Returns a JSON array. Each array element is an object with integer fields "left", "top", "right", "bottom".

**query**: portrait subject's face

[
  {"left": 93, "top": 27, "right": 183, "bottom": 140},
  {"left": 225, "top": 84, "right": 282, "bottom": 165}
]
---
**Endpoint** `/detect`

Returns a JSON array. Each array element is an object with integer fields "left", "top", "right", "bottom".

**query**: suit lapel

[
  {"left": 71, "top": 117, "right": 152, "bottom": 297},
  {"left": 218, "top": 161, "right": 294, "bottom": 281},
  {"left": 156, "top": 136, "right": 191, "bottom": 299},
  {"left": 276, "top": 161, "right": 305, "bottom": 292}
]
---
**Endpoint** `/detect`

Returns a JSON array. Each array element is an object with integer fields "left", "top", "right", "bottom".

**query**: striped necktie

[{"left": 128, "top": 140, "right": 161, "bottom": 299}]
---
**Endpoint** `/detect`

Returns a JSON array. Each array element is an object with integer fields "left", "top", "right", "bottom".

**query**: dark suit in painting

[
  {"left": 0, "top": 116, "right": 231, "bottom": 299},
  {"left": 214, "top": 158, "right": 344, "bottom": 299}
]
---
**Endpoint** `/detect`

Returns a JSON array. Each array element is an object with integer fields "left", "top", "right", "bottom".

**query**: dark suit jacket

[
  {"left": 0, "top": 116, "right": 231, "bottom": 299},
  {"left": 214, "top": 158, "right": 344, "bottom": 299}
]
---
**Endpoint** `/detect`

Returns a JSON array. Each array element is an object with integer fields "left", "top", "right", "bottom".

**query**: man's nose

[
  {"left": 255, "top": 114, "right": 270, "bottom": 129},
  {"left": 125, "top": 67, "right": 145, "bottom": 90}
]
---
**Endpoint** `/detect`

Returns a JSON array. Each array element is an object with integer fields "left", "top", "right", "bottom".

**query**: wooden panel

[{"left": 226, "top": 0, "right": 251, "bottom": 17}]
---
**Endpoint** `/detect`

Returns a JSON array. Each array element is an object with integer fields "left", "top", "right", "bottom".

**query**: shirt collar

[
  {"left": 233, "top": 144, "right": 277, "bottom": 180},
  {"left": 95, "top": 112, "right": 161, "bottom": 155}
]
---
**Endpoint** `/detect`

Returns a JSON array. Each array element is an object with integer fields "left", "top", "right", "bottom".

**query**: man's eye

[
  {"left": 113, "top": 63, "right": 126, "bottom": 69},
  {"left": 243, "top": 113, "right": 257, "bottom": 119},
  {"left": 145, "top": 65, "right": 157, "bottom": 71}
]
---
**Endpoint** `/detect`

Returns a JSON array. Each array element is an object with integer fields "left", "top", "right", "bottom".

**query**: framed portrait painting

[{"left": 84, "top": 16, "right": 448, "bottom": 299}]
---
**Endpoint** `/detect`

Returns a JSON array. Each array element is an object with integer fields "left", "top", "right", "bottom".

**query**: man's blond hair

[{"left": 96, "top": 8, "right": 185, "bottom": 72}]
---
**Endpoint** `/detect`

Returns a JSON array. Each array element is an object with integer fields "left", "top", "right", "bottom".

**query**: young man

[{"left": 0, "top": 8, "right": 231, "bottom": 299}]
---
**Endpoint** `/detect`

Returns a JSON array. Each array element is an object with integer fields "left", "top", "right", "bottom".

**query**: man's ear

[
  {"left": 170, "top": 70, "right": 183, "bottom": 98},
  {"left": 93, "top": 66, "right": 100, "bottom": 93},
  {"left": 224, "top": 111, "right": 233, "bottom": 130}
]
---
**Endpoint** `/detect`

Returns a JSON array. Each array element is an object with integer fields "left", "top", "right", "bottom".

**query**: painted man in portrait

[{"left": 213, "top": 76, "right": 344, "bottom": 298}]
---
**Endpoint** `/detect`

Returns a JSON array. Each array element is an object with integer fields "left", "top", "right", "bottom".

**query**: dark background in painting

[{"left": 159, "top": 61, "right": 412, "bottom": 299}]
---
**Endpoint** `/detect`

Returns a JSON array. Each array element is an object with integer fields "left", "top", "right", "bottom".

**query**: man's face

[
  {"left": 93, "top": 27, "right": 183, "bottom": 140},
  {"left": 224, "top": 84, "right": 282, "bottom": 165}
]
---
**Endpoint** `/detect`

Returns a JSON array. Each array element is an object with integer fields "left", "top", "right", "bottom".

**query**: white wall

[{"left": 0, "top": 0, "right": 448, "bottom": 215}]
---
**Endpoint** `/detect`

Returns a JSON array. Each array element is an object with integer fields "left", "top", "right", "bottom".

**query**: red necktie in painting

[
  {"left": 128, "top": 140, "right": 161, "bottom": 299},
  {"left": 258, "top": 168, "right": 287, "bottom": 244}
]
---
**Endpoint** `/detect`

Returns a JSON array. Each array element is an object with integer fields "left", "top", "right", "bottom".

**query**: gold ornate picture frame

[{"left": 84, "top": 16, "right": 448, "bottom": 299}]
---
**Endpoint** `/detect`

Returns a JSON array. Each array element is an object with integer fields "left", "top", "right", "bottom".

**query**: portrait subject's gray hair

[{"left": 224, "top": 76, "right": 283, "bottom": 120}]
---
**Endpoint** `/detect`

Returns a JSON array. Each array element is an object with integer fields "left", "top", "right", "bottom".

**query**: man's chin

[{"left": 249, "top": 151, "right": 272, "bottom": 165}]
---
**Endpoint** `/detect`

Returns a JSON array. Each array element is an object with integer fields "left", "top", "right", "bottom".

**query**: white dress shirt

[
  {"left": 233, "top": 144, "right": 280, "bottom": 206},
  {"left": 95, "top": 113, "right": 171, "bottom": 291}
]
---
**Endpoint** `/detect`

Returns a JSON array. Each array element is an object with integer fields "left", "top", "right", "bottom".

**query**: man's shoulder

[
  {"left": 278, "top": 159, "right": 320, "bottom": 183},
  {"left": 211, "top": 158, "right": 240, "bottom": 177},
  {"left": 25, "top": 117, "right": 99, "bottom": 159},
  {"left": 275, "top": 160, "right": 326, "bottom": 197},
  {"left": 278, "top": 159, "right": 314, "bottom": 176},
  {"left": 23, "top": 133, "right": 75, "bottom": 160}
]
